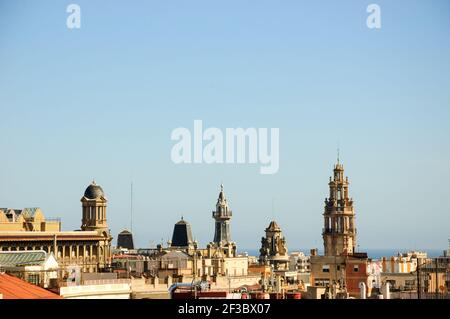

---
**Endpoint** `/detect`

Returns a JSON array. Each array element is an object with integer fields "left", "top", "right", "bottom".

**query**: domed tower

[
  {"left": 81, "top": 180, "right": 109, "bottom": 233},
  {"left": 322, "top": 160, "right": 357, "bottom": 256},
  {"left": 212, "top": 184, "right": 232, "bottom": 245}
]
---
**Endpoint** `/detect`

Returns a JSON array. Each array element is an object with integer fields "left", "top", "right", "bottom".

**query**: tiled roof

[
  {"left": 0, "top": 251, "right": 47, "bottom": 267},
  {"left": 0, "top": 273, "right": 62, "bottom": 299},
  {"left": 161, "top": 250, "right": 190, "bottom": 260}
]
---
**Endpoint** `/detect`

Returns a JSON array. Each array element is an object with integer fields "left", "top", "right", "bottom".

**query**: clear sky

[{"left": 1, "top": 0, "right": 449, "bottom": 251}]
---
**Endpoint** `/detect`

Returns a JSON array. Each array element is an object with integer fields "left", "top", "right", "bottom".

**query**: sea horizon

[{"left": 239, "top": 248, "right": 447, "bottom": 259}]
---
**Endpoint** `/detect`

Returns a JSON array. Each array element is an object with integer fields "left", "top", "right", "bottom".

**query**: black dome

[
  {"left": 171, "top": 218, "right": 194, "bottom": 247},
  {"left": 84, "top": 181, "right": 105, "bottom": 199},
  {"left": 117, "top": 229, "right": 134, "bottom": 249}
]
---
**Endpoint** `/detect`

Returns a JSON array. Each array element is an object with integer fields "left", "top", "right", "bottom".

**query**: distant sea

[{"left": 239, "top": 248, "right": 446, "bottom": 259}]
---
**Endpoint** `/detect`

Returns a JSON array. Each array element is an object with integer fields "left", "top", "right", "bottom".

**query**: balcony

[
  {"left": 212, "top": 211, "right": 232, "bottom": 219},
  {"left": 322, "top": 228, "right": 356, "bottom": 235}
]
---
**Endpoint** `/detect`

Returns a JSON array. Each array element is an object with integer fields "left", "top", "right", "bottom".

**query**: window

[
  {"left": 315, "top": 279, "right": 330, "bottom": 287},
  {"left": 387, "top": 280, "right": 396, "bottom": 288},
  {"left": 27, "top": 274, "right": 40, "bottom": 286},
  {"left": 405, "top": 280, "right": 415, "bottom": 290},
  {"left": 353, "top": 265, "right": 359, "bottom": 272},
  {"left": 322, "top": 265, "right": 330, "bottom": 273},
  {"left": 337, "top": 265, "right": 340, "bottom": 271}
]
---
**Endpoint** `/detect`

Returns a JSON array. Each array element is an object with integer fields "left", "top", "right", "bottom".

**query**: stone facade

[
  {"left": 0, "top": 181, "right": 112, "bottom": 274},
  {"left": 322, "top": 162, "right": 356, "bottom": 256},
  {"left": 0, "top": 208, "right": 60, "bottom": 232},
  {"left": 259, "top": 221, "right": 289, "bottom": 271}
]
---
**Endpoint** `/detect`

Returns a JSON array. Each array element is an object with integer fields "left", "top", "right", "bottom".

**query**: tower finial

[{"left": 337, "top": 147, "right": 340, "bottom": 164}]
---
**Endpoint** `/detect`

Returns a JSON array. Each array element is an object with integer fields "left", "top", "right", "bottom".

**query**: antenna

[{"left": 130, "top": 182, "right": 133, "bottom": 233}]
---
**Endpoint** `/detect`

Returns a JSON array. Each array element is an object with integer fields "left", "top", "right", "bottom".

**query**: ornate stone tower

[
  {"left": 81, "top": 180, "right": 109, "bottom": 233},
  {"left": 259, "top": 220, "right": 289, "bottom": 270},
  {"left": 212, "top": 184, "right": 232, "bottom": 245},
  {"left": 81, "top": 180, "right": 112, "bottom": 271},
  {"left": 322, "top": 160, "right": 357, "bottom": 256}
]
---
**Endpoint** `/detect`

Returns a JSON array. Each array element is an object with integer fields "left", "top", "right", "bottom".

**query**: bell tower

[
  {"left": 322, "top": 160, "right": 357, "bottom": 256},
  {"left": 212, "top": 184, "right": 232, "bottom": 245}
]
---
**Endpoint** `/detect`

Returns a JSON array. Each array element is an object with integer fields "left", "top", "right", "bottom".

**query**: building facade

[
  {"left": 0, "top": 250, "right": 59, "bottom": 288},
  {"left": 0, "top": 181, "right": 112, "bottom": 274}
]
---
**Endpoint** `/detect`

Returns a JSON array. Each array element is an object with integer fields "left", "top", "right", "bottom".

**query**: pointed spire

[
  {"left": 337, "top": 147, "right": 340, "bottom": 165},
  {"left": 213, "top": 182, "right": 232, "bottom": 244},
  {"left": 218, "top": 183, "right": 226, "bottom": 202}
]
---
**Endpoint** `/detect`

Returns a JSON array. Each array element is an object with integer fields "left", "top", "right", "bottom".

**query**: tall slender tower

[
  {"left": 322, "top": 161, "right": 357, "bottom": 256},
  {"left": 212, "top": 184, "right": 232, "bottom": 245}
]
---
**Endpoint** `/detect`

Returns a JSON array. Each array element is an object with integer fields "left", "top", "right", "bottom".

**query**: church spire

[
  {"left": 323, "top": 160, "right": 356, "bottom": 256},
  {"left": 218, "top": 183, "right": 226, "bottom": 202},
  {"left": 212, "top": 183, "right": 233, "bottom": 245}
]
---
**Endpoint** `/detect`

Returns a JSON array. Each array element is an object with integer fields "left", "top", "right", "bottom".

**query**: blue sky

[{"left": 0, "top": 0, "right": 449, "bottom": 251}]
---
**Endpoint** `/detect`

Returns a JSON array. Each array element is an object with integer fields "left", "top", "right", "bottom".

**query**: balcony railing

[{"left": 322, "top": 228, "right": 356, "bottom": 235}]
